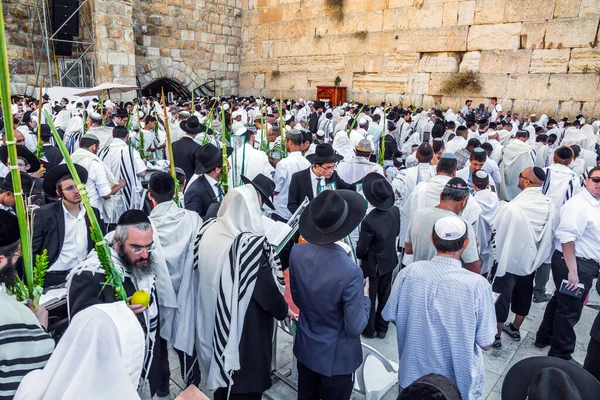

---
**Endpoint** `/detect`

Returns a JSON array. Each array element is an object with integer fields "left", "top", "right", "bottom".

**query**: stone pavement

[{"left": 149, "top": 278, "right": 599, "bottom": 400}]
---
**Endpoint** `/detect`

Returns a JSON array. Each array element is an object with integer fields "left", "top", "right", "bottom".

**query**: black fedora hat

[
  {"left": 42, "top": 164, "right": 88, "bottom": 197},
  {"left": 194, "top": 143, "right": 233, "bottom": 175},
  {"left": 362, "top": 172, "right": 394, "bottom": 210},
  {"left": 39, "top": 124, "right": 52, "bottom": 138},
  {"left": 502, "top": 357, "right": 600, "bottom": 400},
  {"left": 299, "top": 189, "right": 366, "bottom": 245},
  {"left": 180, "top": 116, "right": 205, "bottom": 135},
  {"left": 0, "top": 171, "right": 35, "bottom": 194},
  {"left": 113, "top": 108, "right": 129, "bottom": 118},
  {"left": 305, "top": 144, "right": 344, "bottom": 165},
  {"left": 0, "top": 145, "right": 41, "bottom": 173},
  {"left": 241, "top": 174, "right": 275, "bottom": 210}
]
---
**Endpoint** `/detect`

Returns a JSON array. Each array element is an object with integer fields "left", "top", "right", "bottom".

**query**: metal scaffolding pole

[{"left": 29, "top": 0, "right": 96, "bottom": 90}]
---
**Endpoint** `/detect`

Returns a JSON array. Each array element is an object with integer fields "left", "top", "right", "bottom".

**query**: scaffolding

[{"left": 29, "top": 0, "right": 96, "bottom": 89}]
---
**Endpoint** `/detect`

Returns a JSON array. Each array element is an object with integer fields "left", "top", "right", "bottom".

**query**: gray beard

[{"left": 118, "top": 249, "right": 157, "bottom": 282}]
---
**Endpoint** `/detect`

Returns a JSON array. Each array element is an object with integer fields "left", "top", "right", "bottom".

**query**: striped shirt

[
  {"left": 0, "top": 291, "right": 54, "bottom": 399},
  {"left": 382, "top": 256, "right": 496, "bottom": 400}
]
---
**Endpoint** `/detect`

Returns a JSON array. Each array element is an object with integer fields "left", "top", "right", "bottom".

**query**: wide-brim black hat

[
  {"left": 194, "top": 143, "right": 233, "bottom": 175},
  {"left": 299, "top": 189, "right": 366, "bottom": 245},
  {"left": 0, "top": 209, "right": 20, "bottom": 247},
  {"left": 0, "top": 171, "right": 35, "bottom": 194},
  {"left": 305, "top": 143, "right": 344, "bottom": 164},
  {"left": 114, "top": 108, "right": 129, "bottom": 118},
  {"left": 241, "top": 174, "right": 275, "bottom": 210},
  {"left": 39, "top": 124, "right": 52, "bottom": 138},
  {"left": 0, "top": 145, "right": 41, "bottom": 173},
  {"left": 42, "top": 164, "right": 88, "bottom": 197},
  {"left": 180, "top": 116, "right": 205, "bottom": 135},
  {"left": 501, "top": 357, "right": 600, "bottom": 400},
  {"left": 362, "top": 172, "right": 394, "bottom": 210}
]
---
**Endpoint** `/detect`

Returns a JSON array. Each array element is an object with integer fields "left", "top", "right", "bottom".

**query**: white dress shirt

[
  {"left": 204, "top": 173, "right": 221, "bottom": 200},
  {"left": 554, "top": 189, "right": 600, "bottom": 264},
  {"left": 48, "top": 203, "right": 88, "bottom": 272},
  {"left": 309, "top": 166, "right": 324, "bottom": 199},
  {"left": 273, "top": 151, "right": 311, "bottom": 220}
]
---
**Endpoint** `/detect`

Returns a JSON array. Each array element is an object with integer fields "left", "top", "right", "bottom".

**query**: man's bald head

[{"left": 518, "top": 166, "right": 546, "bottom": 190}]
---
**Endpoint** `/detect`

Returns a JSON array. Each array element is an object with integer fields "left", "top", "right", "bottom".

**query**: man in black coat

[
  {"left": 172, "top": 116, "right": 204, "bottom": 182},
  {"left": 356, "top": 173, "right": 400, "bottom": 339},
  {"left": 32, "top": 164, "right": 103, "bottom": 287},
  {"left": 184, "top": 143, "right": 232, "bottom": 219},
  {"left": 39, "top": 124, "right": 63, "bottom": 170},
  {"left": 308, "top": 101, "right": 324, "bottom": 134},
  {"left": 288, "top": 143, "right": 357, "bottom": 215}
]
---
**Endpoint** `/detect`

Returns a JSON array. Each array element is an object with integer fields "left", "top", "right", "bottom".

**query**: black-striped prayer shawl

[
  {"left": 98, "top": 143, "right": 139, "bottom": 210},
  {"left": 211, "top": 233, "right": 284, "bottom": 387}
]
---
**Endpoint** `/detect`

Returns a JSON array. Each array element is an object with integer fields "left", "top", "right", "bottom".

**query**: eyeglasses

[
  {"left": 61, "top": 184, "right": 78, "bottom": 192},
  {"left": 130, "top": 243, "right": 155, "bottom": 255},
  {"left": 318, "top": 163, "right": 338, "bottom": 172},
  {"left": 589, "top": 177, "right": 600, "bottom": 184}
]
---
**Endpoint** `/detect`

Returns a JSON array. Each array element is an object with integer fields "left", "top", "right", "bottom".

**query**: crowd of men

[{"left": 0, "top": 93, "right": 600, "bottom": 400}]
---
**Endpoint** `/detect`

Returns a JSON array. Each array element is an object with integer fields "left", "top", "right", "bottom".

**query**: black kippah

[
  {"left": 0, "top": 210, "right": 20, "bottom": 247},
  {"left": 533, "top": 166, "right": 546, "bottom": 182},
  {"left": 446, "top": 177, "right": 469, "bottom": 191},
  {"left": 555, "top": 146, "right": 573, "bottom": 160},
  {"left": 117, "top": 209, "right": 150, "bottom": 226}
]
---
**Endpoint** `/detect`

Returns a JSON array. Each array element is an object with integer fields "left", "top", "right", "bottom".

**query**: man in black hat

[
  {"left": 32, "top": 164, "right": 103, "bottom": 287},
  {"left": 108, "top": 106, "right": 129, "bottom": 128},
  {"left": 308, "top": 101, "right": 324, "bottom": 134},
  {"left": 67, "top": 209, "right": 171, "bottom": 397},
  {"left": 184, "top": 143, "right": 232, "bottom": 219},
  {"left": 0, "top": 210, "right": 55, "bottom": 399},
  {"left": 290, "top": 189, "right": 370, "bottom": 400},
  {"left": 38, "top": 124, "right": 63, "bottom": 170},
  {"left": 287, "top": 143, "right": 357, "bottom": 215},
  {"left": 356, "top": 173, "right": 400, "bottom": 339},
  {"left": 0, "top": 171, "right": 36, "bottom": 213},
  {"left": 172, "top": 116, "right": 204, "bottom": 181},
  {"left": 0, "top": 144, "right": 42, "bottom": 178}
]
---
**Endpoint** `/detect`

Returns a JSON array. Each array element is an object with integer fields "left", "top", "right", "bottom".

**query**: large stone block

[
  {"left": 579, "top": 0, "right": 600, "bottom": 17},
  {"left": 442, "top": 3, "right": 459, "bottom": 27},
  {"left": 467, "top": 23, "right": 522, "bottom": 50},
  {"left": 416, "top": 52, "right": 461, "bottom": 73},
  {"left": 545, "top": 16, "right": 600, "bottom": 49},
  {"left": 428, "top": 73, "right": 508, "bottom": 98},
  {"left": 507, "top": 74, "right": 549, "bottom": 99},
  {"left": 352, "top": 73, "right": 408, "bottom": 93},
  {"left": 569, "top": 49, "right": 600, "bottom": 73},
  {"left": 473, "top": 0, "right": 505, "bottom": 25},
  {"left": 504, "top": 0, "right": 554, "bottom": 22},
  {"left": 407, "top": 73, "right": 430, "bottom": 95},
  {"left": 459, "top": 51, "right": 481, "bottom": 72},
  {"left": 277, "top": 55, "right": 345, "bottom": 73},
  {"left": 479, "top": 51, "right": 503, "bottom": 73},
  {"left": 384, "top": 52, "right": 417, "bottom": 73},
  {"left": 520, "top": 22, "right": 547, "bottom": 50},
  {"left": 258, "top": 6, "right": 282, "bottom": 24},
  {"left": 529, "top": 49, "right": 570, "bottom": 73},
  {"left": 457, "top": 1, "right": 476, "bottom": 25},
  {"left": 554, "top": 0, "right": 580, "bottom": 18},
  {"left": 502, "top": 50, "right": 532, "bottom": 74},
  {"left": 537, "top": 100, "right": 560, "bottom": 117},
  {"left": 409, "top": 26, "right": 469, "bottom": 52},
  {"left": 547, "top": 74, "right": 600, "bottom": 101}
]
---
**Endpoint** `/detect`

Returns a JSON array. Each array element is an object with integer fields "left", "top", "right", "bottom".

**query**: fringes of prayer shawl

[{"left": 211, "top": 233, "right": 284, "bottom": 388}]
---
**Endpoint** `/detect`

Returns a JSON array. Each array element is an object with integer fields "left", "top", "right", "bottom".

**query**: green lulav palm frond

[
  {"left": 33, "top": 249, "right": 49, "bottom": 288},
  {"left": 44, "top": 110, "right": 127, "bottom": 301}
]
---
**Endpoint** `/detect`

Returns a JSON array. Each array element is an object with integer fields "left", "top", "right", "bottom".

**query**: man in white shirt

[
  {"left": 490, "top": 97, "right": 502, "bottom": 123},
  {"left": 229, "top": 127, "right": 275, "bottom": 187},
  {"left": 536, "top": 166, "right": 600, "bottom": 360},
  {"left": 272, "top": 130, "right": 310, "bottom": 222}
]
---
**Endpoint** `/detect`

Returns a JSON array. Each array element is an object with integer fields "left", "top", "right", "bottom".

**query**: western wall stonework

[{"left": 240, "top": 0, "right": 600, "bottom": 118}]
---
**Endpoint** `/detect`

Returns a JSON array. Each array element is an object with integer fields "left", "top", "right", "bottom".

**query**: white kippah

[
  {"left": 475, "top": 170, "right": 488, "bottom": 179},
  {"left": 434, "top": 216, "right": 467, "bottom": 241},
  {"left": 316, "top": 130, "right": 325, "bottom": 137},
  {"left": 223, "top": 103, "right": 230, "bottom": 111},
  {"left": 359, "top": 118, "right": 368, "bottom": 126},
  {"left": 90, "top": 112, "right": 102, "bottom": 120}
]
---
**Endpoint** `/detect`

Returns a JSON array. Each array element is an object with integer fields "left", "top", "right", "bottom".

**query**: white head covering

[{"left": 14, "top": 302, "right": 144, "bottom": 400}]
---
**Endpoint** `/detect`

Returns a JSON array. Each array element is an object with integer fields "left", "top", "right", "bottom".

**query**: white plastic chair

[{"left": 354, "top": 343, "right": 399, "bottom": 400}]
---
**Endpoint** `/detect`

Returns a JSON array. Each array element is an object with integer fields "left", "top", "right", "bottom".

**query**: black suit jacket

[
  {"left": 384, "top": 133, "right": 399, "bottom": 160},
  {"left": 32, "top": 201, "right": 104, "bottom": 270},
  {"left": 184, "top": 175, "right": 218, "bottom": 219},
  {"left": 172, "top": 136, "right": 202, "bottom": 182},
  {"left": 41, "top": 144, "right": 63, "bottom": 170},
  {"left": 356, "top": 207, "right": 400, "bottom": 278},
  {"left": 287, "top": 167, "right": 357, "bottom": 215}
]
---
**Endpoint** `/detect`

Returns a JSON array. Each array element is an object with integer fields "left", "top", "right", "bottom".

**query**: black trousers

[
  {"left": 363, "top": 270, "right": 393, "bottom": 336},
  {"left": 157, "top": 337, "right": 201, "bottom": 390},
  {"left": 297, "top": 360, "right": 353, "bottom": 400},
  {"left": 536, "top": 250, "right": 599, "bottom": 360},
  {"left": 492, "top": 272, "right": 535, "bottom": 323},
  {"left": 584, "top": 337, "right": 600, "bottom": 382},
  {"left": 214, "top": 388, "right": 262, "bottom": 400}
]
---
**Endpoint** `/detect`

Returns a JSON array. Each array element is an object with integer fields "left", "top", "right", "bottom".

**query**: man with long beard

[
  {"left": 66, "top": 209, "right": 177, "bottom": 397},
  {"left": 0, "top": 210, "right": 55, "bottom": 399}
]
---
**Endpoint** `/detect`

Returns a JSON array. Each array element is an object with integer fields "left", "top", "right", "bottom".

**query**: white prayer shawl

[
  {"left": 87, "top": 125, "right": 114, "bottom": 150},
  {"left": 336, "top": 156, "right": 384, "bottom": 183},
  {"left": 402, "top": 164, "right": 437, "bottom": 204},
  {"left": 445, "top": 136, "right": 467, "bottom": 155},
  {"left": 399, "top": 174, "right": 482, "bottom": 247},
  {"left": 473, "top": 189, "right": 498, "bottom": 257},
  {"left": 15, "top": 303, "right": 144, "bottom": 400},
  {"left": 195, "top": 186, "right": 284, "bottom": 390},
  {"left": 229, "top": 143, "right": 275, "bottom": 187},
  {"left": 581, "top": 148, "right": 598, "bottom": 170},
  {"left": 349, "top": 128, "right": 368, "bottom": 147},
  {"left": 561, "top": 128, "right": 590, "bottom": 149},
  {"left": 17, "top": 125, "right": 38, "bottom": 153},
  {"left": 532, "top": 142, "right": 552, "bottom": 168},
  {"left": 332, "top": 133, "right": 356, "bottom": 162},
  {"left": 395, "top": 120, "right": 413, "bottom": 152},
  {"left": 64, "top": 114, "right": 84, "bottom": 143},
  {"left": 541, "top": 163, "right": 583, "bottom": 211},
  {"left": 492, "top": 187, "right": 558, "bottom": 277},
  {"left": 401, "top": 131, "right": 422, "bottom": 155},
  {"left": 53, "top": 109, "right": 71, "bottom": 130},
  {"left": 497, "top": 129, "right": 513, "bottom": 146},
  {"left": 98, "top": 139, "right": 145, "bottom": 212},
  {"left": 150, "top": 201, "right": 203, "bottom": 356},
  {"left": 497, "top": 140, "right": 535, "bottom": 201}
]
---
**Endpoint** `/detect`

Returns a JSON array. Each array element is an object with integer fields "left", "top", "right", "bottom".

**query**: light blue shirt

[{"left": 383, "top": 256, "right": 496, "bottom": 400}]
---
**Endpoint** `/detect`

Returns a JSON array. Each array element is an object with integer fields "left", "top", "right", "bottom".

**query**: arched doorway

[{"left": 141, "top": 77, "right": 190, "bottom": 99}]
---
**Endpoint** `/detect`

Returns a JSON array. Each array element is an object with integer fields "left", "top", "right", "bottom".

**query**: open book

[
  {"left": 40, "top": 288, "right": 67, "bottom": 308},
  {"left": 262, "top": 197, "right": 310, "bottom": 254}
]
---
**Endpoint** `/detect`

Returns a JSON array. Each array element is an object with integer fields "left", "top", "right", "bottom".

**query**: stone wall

[{"left": 240, "top": 0, "right": 600, "bottom": 118}]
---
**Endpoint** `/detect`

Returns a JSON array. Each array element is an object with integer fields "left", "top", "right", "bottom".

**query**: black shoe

[
  {"left": 362, "top": 331, "right": 377, "bottom": 339},
  {"left": 534, "top": 340, "right": 549, "bottom": 349},
  {"left": 492, "top": 336, "right": 502, "bottom": 348},
  {"left": 533, "top": 293, "right": 552, "bottom": 303},
  {"left": 376, "top": 331, "right": 386, "bottom": 339},
  {"left": 156, "top": 386, "right": 170, "bottom": 397},
  {"left": 503, "top": 322, "right": 521, "bottom": 341}
]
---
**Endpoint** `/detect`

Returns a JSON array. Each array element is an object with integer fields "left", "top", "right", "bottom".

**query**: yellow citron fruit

[{"left": 130, "top": 290, "right": 150, "bottom": 308}]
